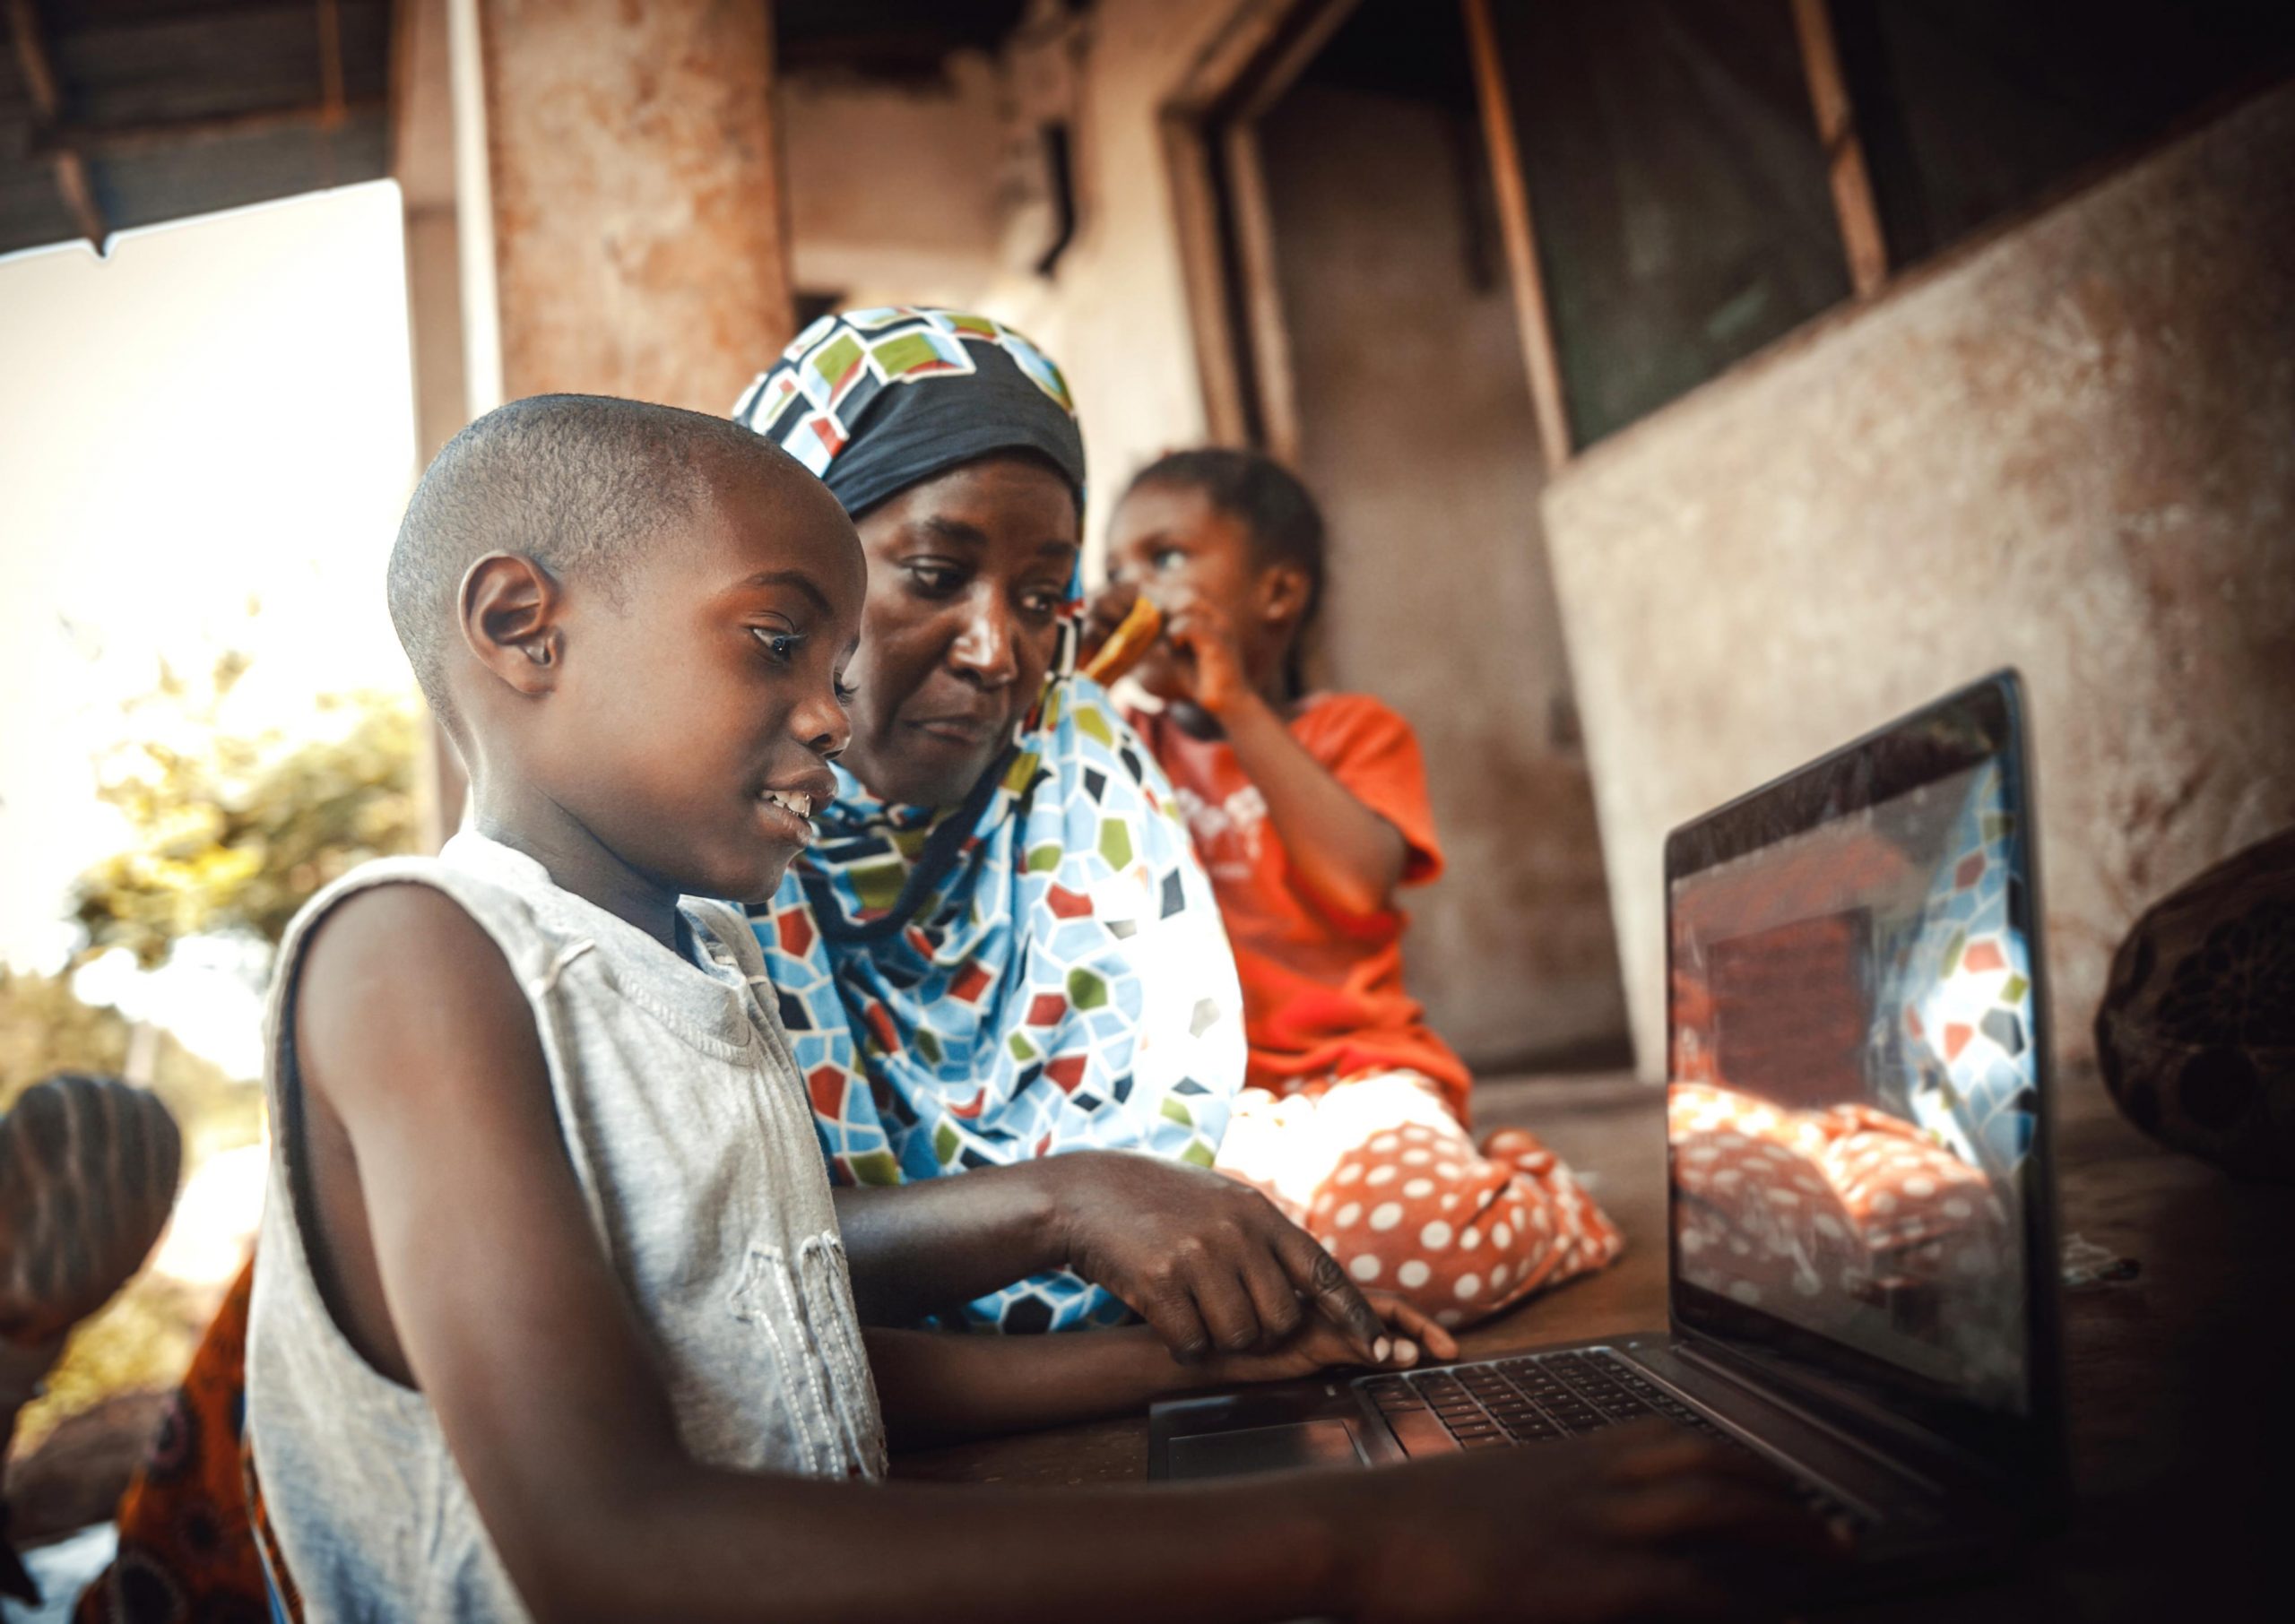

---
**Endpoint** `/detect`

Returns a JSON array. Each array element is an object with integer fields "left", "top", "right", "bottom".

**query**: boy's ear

[
  {"left": 1257, "top": 560, "right": 1313, "bottom": 633},
  {"left": 459, "top": 552, "right": 565, "bottom": 698}
]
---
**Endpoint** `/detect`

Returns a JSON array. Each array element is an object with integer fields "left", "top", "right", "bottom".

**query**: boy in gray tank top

[{"left": 248, "top": 395, "right": 1823, "bottom": 1622}]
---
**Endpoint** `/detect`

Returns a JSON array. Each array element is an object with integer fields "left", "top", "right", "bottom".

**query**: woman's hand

[
  {"left": 1200, "top": 1292, "right": 1458, "bottom": 1386},
  {"left": 1045, "top": 1151, "right": 1394, "bottom": 1365}
]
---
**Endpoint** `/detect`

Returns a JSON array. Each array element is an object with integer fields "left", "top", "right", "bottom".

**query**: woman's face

[{"left": 843, "top": 454, "right": 1080, "bottom": 808}]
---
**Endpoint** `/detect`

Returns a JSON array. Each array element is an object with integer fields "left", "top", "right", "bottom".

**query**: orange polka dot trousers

[{"left": 1214, "top": 1071, "right": 1623, "bottom": 1328}]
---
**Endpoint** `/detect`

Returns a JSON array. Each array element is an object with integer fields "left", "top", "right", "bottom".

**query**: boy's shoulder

[
  {"left": 1289, "top": 690, "right": 1422, "bottom": 754},
  {"left": 275, "top": 848, "right": 572, "bottom": 1006}
]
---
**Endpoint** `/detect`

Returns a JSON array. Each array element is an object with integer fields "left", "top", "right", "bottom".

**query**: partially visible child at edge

[
  {"left": 218, "top": 395, "right": 1823, "bottom": 1622},
  {"left": 1096, "top": 449, "right": 1622, "bottom": 1329}
]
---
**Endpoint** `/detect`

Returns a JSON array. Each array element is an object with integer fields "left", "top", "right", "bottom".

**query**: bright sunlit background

[{"left": 1, "top": 178, "right": 418, "bottom": 1078}]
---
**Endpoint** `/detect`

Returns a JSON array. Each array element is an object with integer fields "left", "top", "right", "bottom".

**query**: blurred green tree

[
  {"left": 4, "top": 660, "right": 422, "bottom": 1459},
  {"left": 68, "top": 656, "right": 421, "bottom": 972}
]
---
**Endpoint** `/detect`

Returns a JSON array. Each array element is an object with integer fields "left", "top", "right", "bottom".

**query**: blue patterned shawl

[{"left": 733, "top": 309, "right": 1246, "bottom": 1331}]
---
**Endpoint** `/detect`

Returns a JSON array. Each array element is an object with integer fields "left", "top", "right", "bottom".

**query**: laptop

[{"left": 1150, "top": 671, "right": 2066, "bottom": 1581}]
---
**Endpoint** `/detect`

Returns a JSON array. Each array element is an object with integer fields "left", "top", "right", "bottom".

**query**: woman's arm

[
  {"left": 300, "top": 886, "right": 1825, "bottom": 1624},
  {"left": 834, "top": 1151, "right": 1391, "bottom": 1363}
]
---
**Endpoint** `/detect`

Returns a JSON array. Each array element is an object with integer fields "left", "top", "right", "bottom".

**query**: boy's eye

[
  {"left": 834, "top": 677, "right": 859, "bottom": 704},
  {"left": 753, "top": 628, "right": 800, "bottom": 663},
  {"left": 1153, "top": 547, "right": 1186, "bottom": 572},
  {"left": 905, "top": 562, "right": 962, "bottom": 595},
  {"left": 1019, "top": 587, "right": 1063, "bottom": 618}
]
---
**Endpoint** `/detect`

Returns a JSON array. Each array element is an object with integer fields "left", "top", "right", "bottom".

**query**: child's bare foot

[
  {"left": 0, "top": 1074, "right": 182, "bottom": 1602},
  {"left": 1480, "top": 1124, "right": 1557, "bottom": 1178}
]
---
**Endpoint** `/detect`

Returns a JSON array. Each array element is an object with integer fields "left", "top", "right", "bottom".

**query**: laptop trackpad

[{"left": 1165, "top": 1419, "right": 1367, "bottom": 1479}]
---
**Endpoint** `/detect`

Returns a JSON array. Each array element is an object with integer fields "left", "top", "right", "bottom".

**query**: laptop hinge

[{"left": 1670, "top": 1334, "right": 1988, "bottom": 1496}]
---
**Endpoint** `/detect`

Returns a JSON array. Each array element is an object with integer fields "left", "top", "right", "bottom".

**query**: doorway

[{"left": 1165, "top": 0, "right": 1631, "bottom": 1071}]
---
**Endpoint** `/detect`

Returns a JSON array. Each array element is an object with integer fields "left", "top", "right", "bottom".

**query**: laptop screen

[{"left": 1665, "top": 676, "right": 2048, "bottom": 1426}]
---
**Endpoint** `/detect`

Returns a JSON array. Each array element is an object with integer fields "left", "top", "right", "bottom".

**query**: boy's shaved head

[{"left": 388, "top": 393, "right": 801, "bottom": 730}]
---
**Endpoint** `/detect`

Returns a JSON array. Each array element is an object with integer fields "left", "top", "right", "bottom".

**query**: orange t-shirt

[{"left": 1129, "top": 693, "right": 1472, "bottom": 1114}]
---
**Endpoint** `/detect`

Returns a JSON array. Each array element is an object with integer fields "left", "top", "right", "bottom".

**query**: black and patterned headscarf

[{"left": 731, "top": 306, "right": 1086, "bottom": 522}]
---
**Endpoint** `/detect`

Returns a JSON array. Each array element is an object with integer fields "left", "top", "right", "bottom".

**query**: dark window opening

[
  {"left": 1487, "top": 0, "right": 1850, "bottom": 448},
  {"left": 1831, "top": 0, "right": 2295, "bottom": 268}
]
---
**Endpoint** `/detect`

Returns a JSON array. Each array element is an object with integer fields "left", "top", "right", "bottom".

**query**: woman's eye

[
  {"left": 906, "top": 563, "right": 962, "bottom": 595},
  {"left": 834, "top": 679, "right": 859, "bottom": 704},
  {"left": 1019, "top": 589, "right": 1063, "bottom": 618},
  {"left": 1153, "top": 548, "right": 1186, "bottom": 572}
]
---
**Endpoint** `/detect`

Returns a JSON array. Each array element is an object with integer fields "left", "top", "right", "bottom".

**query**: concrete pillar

[
  {"left": 398, "top": 0, "right": 472, "bottom": 850},
  {"left": 475, "top": 0, "right": 796, "bottom": 411},
  {"left": 396, "top": 0, "right": 796, "bottom": 846}
]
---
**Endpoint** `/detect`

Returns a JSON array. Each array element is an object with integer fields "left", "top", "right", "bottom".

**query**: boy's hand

[
  {"left": 1201, "top": 1291, "right": 1458, "bottom": 1386},
  {"left": 1162, "top": 598, "right": 1253, "bottom": 715},
  {"left": 1324, "top": 1421, "right": 1845, "bottom": 1622},
  {"left": 1046, "top": 1151, "right": 1393, "bottom": 1365}
]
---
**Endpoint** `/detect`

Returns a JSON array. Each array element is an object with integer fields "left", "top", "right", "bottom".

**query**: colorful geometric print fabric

[
  {"left": 1884, "top": 761, "right": 2040, "bottom": 1179},
  {"left": 751, "top": 676, "right": 1247, "bottom": 1334}
]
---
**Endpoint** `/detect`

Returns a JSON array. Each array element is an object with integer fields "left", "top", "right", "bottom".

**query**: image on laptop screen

[{"left": 1667, "top": 743, "right": 2039, "bottom": 1417}]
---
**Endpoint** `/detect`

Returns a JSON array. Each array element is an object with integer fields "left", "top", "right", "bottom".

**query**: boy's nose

[{"left": 795, "top": 685, "right": 852, "bottom": 758}]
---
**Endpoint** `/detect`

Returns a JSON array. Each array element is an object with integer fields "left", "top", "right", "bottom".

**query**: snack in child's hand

[{"left": 1082, "top": 594, "right": 1164, "bottom": 686}]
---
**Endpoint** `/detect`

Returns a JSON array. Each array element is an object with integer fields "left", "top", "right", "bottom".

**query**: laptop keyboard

[
  {"left": 1359, "top": 1348, "right": 1867, "bottom": 1532},
  {"left": 1361, "top": 1348, "right": 1681, "bottom": 1446}
]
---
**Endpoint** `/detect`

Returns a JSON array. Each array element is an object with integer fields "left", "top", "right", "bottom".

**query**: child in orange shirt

[{"left": 1096, "top": 449, "right": 1621, "bottom": 1327}]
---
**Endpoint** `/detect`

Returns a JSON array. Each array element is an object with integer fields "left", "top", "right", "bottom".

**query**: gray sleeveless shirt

[{"left": 247, "top": 832, "right": 885, "bottom": 1621}]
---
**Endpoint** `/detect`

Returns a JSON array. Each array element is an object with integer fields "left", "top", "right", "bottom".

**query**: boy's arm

[
  {"left": 831, "top": 1153, "right": 1390, "bottom": 1363},
  {"left": 1217, "top": 695, "right": 1407, "bottom": 915},
  {"left": 864, "top": 1294, "right": 1456, "bottom": 1449},
  {"left": 295, "top": 885, "right": 1315, "bottom": 1620},
  {"left": 300, "top": 885, "right": 1824, "bottom": 1624},
  {"left": 1164, "top": 600, "right": 1406, "bottom": 916}
]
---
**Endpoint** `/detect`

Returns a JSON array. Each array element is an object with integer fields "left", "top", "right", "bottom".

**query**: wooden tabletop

[{"left": 893, "top": 1068, "right": 2293, "bottom": 1619}]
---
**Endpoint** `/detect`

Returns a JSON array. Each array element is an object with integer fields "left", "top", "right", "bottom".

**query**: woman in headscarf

[{"left": 731, "top": 307, "right": 1332, "bottom": 1335}]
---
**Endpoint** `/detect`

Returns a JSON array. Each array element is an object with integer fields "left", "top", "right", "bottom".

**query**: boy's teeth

[{"left": 761, "top": 790, "right": 812, "bottom": 818}]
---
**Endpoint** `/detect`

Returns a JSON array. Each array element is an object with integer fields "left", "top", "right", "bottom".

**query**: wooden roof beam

[
  {"left": 7, "top": 0, "right": 108, "bottom": 250},
  {"left": 32, "top": 94, "right": 388, "bottom": 160}
]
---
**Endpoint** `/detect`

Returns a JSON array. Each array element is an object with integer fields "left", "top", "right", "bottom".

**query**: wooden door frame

[
  {"left": 1161, "top": 0, "right": 1893, "bottom": 473},
  {"left": 1158, "top": 0, "right": 1362, "bottom": 462}
]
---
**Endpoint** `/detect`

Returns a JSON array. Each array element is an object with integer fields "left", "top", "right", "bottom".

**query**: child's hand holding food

[
  {"left": 1081, "top": 583, "right": 1165, "bottom": 686},
  {"left": 1162, "top": 598, "right": 1254, "bottom": 716}
]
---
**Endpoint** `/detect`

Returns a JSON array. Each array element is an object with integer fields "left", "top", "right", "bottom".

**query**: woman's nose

[{"left": 948, "top": 591, "right": 1018, "bottom": 686}]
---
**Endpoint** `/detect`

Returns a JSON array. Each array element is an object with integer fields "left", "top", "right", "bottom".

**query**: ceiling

[
  {"left": 2, "top": 0, "right": 394, "bottom": 258},
  {"left": 777, "top": 0, "right": 1035, "bottom": 81},
  {"left": 0, "top": 1, "right": 1055, "bottom": 261}
]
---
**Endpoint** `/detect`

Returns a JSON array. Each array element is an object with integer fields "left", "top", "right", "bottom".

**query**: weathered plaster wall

[
  {"left": 1544, "top": 86, "right": 2295, "bottom": 1078},
  {"left": 772, "top": 0, "right": 1241, "bottom": 546},
  {"left": 1258, "top": 82, "right": 1626, "bottom": 1066},
  {"left": 479, "top": 0, "right": 792, "bottom": 411},
  {"left": 774, "top": 0, "right": 1629, "bottom": 1066},
  {"left": 990, "top": 0, "right": 1239, "bottom": 531},
  {"left": 778, "top": 61, "right": 1006, "bottom": 308}
]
